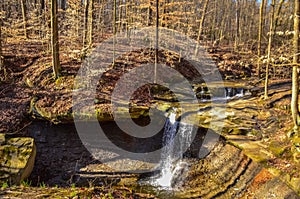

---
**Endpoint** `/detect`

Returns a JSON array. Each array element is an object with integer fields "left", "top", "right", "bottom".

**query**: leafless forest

[{"left": 1, "top": 0, "right": 300, "bottom": 198}]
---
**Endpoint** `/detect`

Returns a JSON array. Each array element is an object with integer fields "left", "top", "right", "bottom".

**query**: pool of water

[{"left": 25, "top": 117, "right": 298, "bottom": 198}]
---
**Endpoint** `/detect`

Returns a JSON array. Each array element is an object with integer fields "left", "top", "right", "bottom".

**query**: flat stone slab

[{"left": 0, "top": 134, "right": 36, "bottom": 184}]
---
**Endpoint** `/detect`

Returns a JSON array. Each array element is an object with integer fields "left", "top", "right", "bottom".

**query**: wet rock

[
  {"left": 292, "top": 136, "right": 300, "bottom": 163},
  {"left": 0, "top": 134, "right": 36, "bottom": 185}
]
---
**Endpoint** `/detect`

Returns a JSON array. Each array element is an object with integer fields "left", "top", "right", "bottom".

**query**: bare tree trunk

[
  {"left": 271, "top": 0, "right": 285, "bottom": 77},
  {"left": 211, "top": 0, "right": 217, "bottom": 43},
  {"left": 234, "top": 0, "right": 240, "bottom": 51},
  {"left": 264, "top": 0, "right": 275, "bottom": 99},
  {"left": 274, "top": 0, "right": 285, "bottom": 32},
  {"left": 118, "top": 1, "right": 122, "bottom": 32},
  {"left": 21, "top": 0, "right": 28, "bottom": 39},
  {"left": 88, "top": 0, "right": 94, "bottom": 46},
  {"left": 0, "top": 19, "right": 3, "bottom": 71},
  {"left": 257, "top": 0, "right": 265, "bottom": 79},
  {"left": 76, "top": 2, "right": 80, "bottom": 38},
  {"left": 147, "top": 0, "right": 152, "bottom": 26},
  {"left": 83, "top": 0, "right": 89, "bottom": 48},
  {"left": 247, "top": 0, "right": 256, "bottom": 42},
  {"left": 177, "top": 2, "right": 182, "bottom": 31},
  {"left": 195, "top": 0, "right": 209, "bottom": 55},
  {"left": 38, "top": 0, "right": 45, "bottom": 39},
  {"left": 113, "top": 0, "right": 116, "bottom": 66},
  {"left": 97, "top": 1, "right": 103, "bottom": 36},
  {"left": 217, "top": 4, "right": 227, "bottom": 46},
  {"left": 292, "top": 0, "right": 300, "bottom": 133},
  {"left": 51, "top": 0, "right": 61, "bottom": 79},
  {"left": 154, "top": 0, "right": 159, "bottom": 84},
  {"left": 160, "top": 0, "right": 164, "bottom": 28},
  {"left": 126, "top": 0, "right": 131, "bottom": 37},
  {"left": 40, "top": 0, "right": 45, "bottom": 12},
  {"left": 125, "top": 0, "right": 129, "bottom": 34}
]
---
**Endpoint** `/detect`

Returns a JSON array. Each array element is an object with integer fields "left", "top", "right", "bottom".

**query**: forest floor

[{"left": 0, "top": 36, "right": 299, "bottom": 198}]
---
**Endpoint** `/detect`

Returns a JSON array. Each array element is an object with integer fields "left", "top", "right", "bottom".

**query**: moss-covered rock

[
  {"left": 0, "top": 134, "right": 36, "bottom": 185},
  {"left": 269, "top": 141, "right": 288, "bottom": 157},
  {"left": 292, "top": 136, "right": 300, "bottom": 163}
]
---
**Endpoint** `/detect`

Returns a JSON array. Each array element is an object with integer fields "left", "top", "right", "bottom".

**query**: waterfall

[
  {"left": 235, "top": 88, "right": 245, "bottom": 97},
  {"left": 225, "top": 87, "right": 245, "bottom": 98},
  {"left": 152, "top": 111, "right": 194, "bottom": 188},
  {"left": 196, "top": 86, "right": 247, "bottom": 102}
]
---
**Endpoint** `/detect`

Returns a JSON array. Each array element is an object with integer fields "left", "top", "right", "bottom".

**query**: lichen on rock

[{"left": 0, "top": 134, "right": 36, "bottom": 185}]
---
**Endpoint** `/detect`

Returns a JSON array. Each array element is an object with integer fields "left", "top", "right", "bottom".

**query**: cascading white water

[
  {"left": 152, "top": 111, "right": 194, "bottom": 188},
  {"left": 197, "top": 87, "right": 247, "bottom": 102},
  {"left": 225, "top": 87, "right": 245, "bottom": 98},
  {"left": 149, "top": 87, "right": 248, "bottom": 189},
  {"left": 235, "top": 88, "right": 245, "bottom": 98}
]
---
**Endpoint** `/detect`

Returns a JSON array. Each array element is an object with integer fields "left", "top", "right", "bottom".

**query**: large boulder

[{"left": 0, "top": 134, "right": 36, "bottom": 184}]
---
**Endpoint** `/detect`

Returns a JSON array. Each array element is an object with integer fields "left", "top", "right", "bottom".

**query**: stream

[{"left": 26, "top": 85, "right": 299, "bottom": 198}]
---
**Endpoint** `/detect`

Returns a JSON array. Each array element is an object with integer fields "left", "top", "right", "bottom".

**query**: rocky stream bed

[
  {"left": 1, "top": 80, "right": 300, "bottom": 198},
  {"left": 0, "top": 40, "right": 300, "bottom": 198}
]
